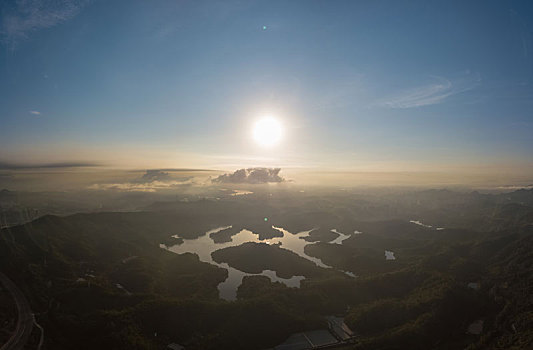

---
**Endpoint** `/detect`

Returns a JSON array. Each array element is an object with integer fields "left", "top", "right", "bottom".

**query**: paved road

[{"left": 0, "top": 272, "right": 34, "bottom": 350}]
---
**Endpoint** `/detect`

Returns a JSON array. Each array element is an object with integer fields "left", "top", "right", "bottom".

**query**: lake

[{"left": 162, "top": 226, "right": 356, "bottom": 300}]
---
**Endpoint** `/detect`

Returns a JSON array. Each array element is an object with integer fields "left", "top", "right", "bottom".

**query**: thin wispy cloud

[
  {"left": 379, "top": 75, "right": 480, "bottom": 109},
  {"left": 1, "top": 0, "right": 89, "bottom": 49},
  {"left": 0, "top": 161, "right": 100, "bottom": 169},
  {"left": 29, "top": 110, "right": 40, "bottom": 115}
]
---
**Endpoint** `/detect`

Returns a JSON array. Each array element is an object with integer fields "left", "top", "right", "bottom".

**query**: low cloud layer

[
  {"left": 88, "top": 180, "right": 192, "bottom": 192},
  {"left": 89, "top": 169, "right": 193, "bottom": 192},
  {"left": 212, "top": 168, "right": 285, "bottom": 184}
]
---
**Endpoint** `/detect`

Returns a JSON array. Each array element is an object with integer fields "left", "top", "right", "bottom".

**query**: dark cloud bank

[
  {"left": 212, "top": 168, "right": 285, "bottom": 184},
  {"left": 136, "top": 170, "right": 172, "bottom": 183}
]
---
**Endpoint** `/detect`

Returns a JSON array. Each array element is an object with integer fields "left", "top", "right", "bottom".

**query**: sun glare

[{"left": 253, "top": 117, "right": 283, "bottom": 147}]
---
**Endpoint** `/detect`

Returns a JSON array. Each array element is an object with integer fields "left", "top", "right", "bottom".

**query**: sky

[{"left": 1, "top": 0, "right": 532, "bottom": 176}]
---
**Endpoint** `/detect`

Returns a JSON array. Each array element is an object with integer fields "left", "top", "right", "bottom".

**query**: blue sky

[{"left": 1, "top": 0, "right": 532, "bottom": 173}]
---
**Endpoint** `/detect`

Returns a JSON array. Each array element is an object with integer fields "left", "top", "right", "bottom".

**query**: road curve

[{"left": 0, "top": 272, "right": 34, "bottom": 350}]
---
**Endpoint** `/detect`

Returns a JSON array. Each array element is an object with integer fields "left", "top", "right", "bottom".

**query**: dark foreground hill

[{"left": 0, "top": 193, "right": 532, "bottom": 349}]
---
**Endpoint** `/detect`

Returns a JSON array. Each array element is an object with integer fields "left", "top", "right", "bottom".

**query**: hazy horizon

[{"left": 0, "top": 165, "right": 532, "bottom": 192}]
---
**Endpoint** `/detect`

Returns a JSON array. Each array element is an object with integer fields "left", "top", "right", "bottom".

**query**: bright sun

[{"left": 253, "top": 117, "right": 283, "bottom": 147}]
